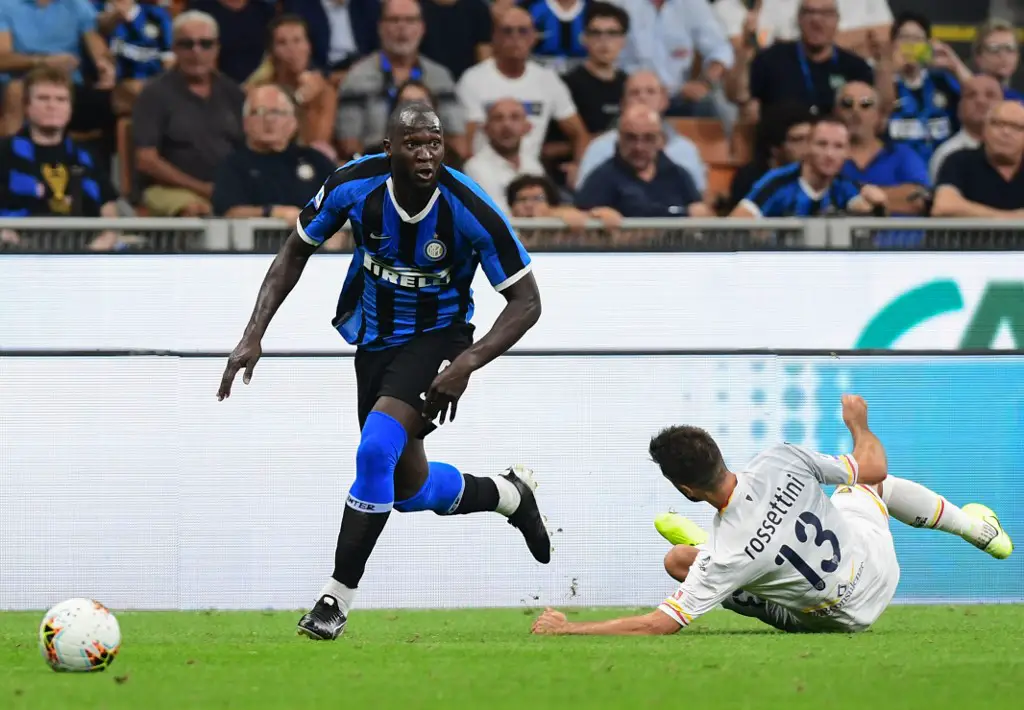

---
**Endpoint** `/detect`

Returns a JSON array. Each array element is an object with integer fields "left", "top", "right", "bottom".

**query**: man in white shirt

[
  {"left": 531, "top": 394, "right": 1012, "bottom": 636},
  {"left": 456, "top": 6, "right": 589, "bottom": 163},
  {"left": 610, "top": 0, "right": 733, "bottom": 116},
  {"left": 930, "top": 73, "right": 1004, "bottom": 182},
  {"left": 576, "top": 70, "right": 707, "bottom": 192},
  {"left": 463, "top": 98, "right": 545, "bottom": 213},
  {"left": 714, "top": 0, "right": 892, "bottom": 60}
]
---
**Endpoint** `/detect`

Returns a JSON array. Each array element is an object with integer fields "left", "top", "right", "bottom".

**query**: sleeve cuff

[
  {"left": 738, "top": 198, "right": 762, "bottom": 218},
  {"left": 841, "top": 454, "right": 859, "bottom": 485},
  {"left": 296, "top": 217, "right": 320, "bottom": 246},
  {"left": 493, "top": 263, "right": 532, "bottom": 292}
]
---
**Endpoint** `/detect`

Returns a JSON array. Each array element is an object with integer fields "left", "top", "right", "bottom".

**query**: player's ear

[{"left": 382, "top": 138, "right": 392, "bottom": 158}]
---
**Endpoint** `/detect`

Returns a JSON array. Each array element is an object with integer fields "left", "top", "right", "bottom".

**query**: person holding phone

[{"left": 887, "top": 12, "right": 973, "bottom": 163}]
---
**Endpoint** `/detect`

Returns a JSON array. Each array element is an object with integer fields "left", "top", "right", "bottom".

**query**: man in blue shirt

[
  {"left": 99, "top": 0, "right": 173, "bottom": 81},
  {"left": 522, "top": 0, "right": 588, "bottom": 73},
  {"left": 887, "top": 12, "right": 972, "bottom": 164},
  {"left": 730, "top": 116, "right": 886, "bottom": 218},
  {"left": 838, "top": 81, "right": 930, "bottom": 215},
  {"left": 575, "top": 104, "right": 709, "bottom": 217},
  {"left": 218, "top": 102, "right": 549, "bottom": 641}
]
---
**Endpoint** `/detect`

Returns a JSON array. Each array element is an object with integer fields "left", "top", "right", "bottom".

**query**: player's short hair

[
  {"left": 890, "top": 11, "right": 931, "bottom": 41},
  {"left": 649, "top": 426, "right": 727, "bottom": 490},
  {"left": 23, "top": 66, "right": 73, "bottom": 105},
  {"left": 506, "top": 174, "right": 559, "bottom": 207},
  {"left": 584, "top": 1, "right": 629, "bottom": 34},
  {"left": 387, "top": 100, "right": 442, "bottom": 137}
]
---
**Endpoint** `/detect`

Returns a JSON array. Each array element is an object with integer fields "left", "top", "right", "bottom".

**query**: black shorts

[{"left": 354, "top": 323, "right": 474, "bottom": 438}]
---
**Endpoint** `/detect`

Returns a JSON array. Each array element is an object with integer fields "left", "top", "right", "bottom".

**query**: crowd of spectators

[{"left": 0, "top": 0, "right": 1023, "bottom": 250}]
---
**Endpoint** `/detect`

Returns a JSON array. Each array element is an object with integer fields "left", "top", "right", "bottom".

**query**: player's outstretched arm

[
  {"left": 842, "top": 394, "right": 888, "bottom": 484},
  {"left": 531, "top": 608, "right": 681, "bottom": 636},
  {"left": 423, "top": 272, "right": 541, "bottom": 423},
  {"left": 217, "top": 232, "right": 318, "bottom": 400}
]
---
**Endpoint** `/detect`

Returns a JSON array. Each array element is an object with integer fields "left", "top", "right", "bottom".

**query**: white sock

[
  {"left": 319, "top": 578, "right": 356, "bottom": 616},
  {"left": 491, "top": 475, "right": 521, "bottom": 517},
  {"left": 880, "top": 476, "right": 988, "bottom": 544}
]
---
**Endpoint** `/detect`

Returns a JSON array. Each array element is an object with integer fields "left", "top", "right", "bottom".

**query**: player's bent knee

[
  {"left": 664, "top": 545, "right": 699, "bottom": 582},
  {"left": 356, "top": 412, "right": 408, "bottom": 473},
  {"left": 350, "top": 412, "right": 408, "bottom": 505}
]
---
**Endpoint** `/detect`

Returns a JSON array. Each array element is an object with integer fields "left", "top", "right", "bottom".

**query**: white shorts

[
  {"left": 824, "top": 484, "right": 901, "bottom": 630},
  {"left": 726, "top": 485, "right": 901, "bottom": 633}
]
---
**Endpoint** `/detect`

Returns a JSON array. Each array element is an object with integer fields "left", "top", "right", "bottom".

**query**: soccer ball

[{"left": 38, "top": 598, "right": 121, "bottom": 672}]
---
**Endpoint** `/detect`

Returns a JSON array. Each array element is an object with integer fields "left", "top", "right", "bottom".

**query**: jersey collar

[
  {"left": 798, "top": 176, "right": 828, "bottom": 201},
  {"left": 386, "top": 176, "right": 440, "bottom": 223}
]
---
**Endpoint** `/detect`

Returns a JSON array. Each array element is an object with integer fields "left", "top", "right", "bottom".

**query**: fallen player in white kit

[{"left": 531, "top": 395, "right": 1013, "bottom": 636}]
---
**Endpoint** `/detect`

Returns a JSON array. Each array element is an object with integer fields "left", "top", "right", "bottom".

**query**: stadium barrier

[
  {"left": 4, "top": 251, "right": 1023, "bottom": 352},
  {"left": 2, "top": 352, "right": 1021, "bottom": 611},
  {"left": 3, "top": 217, "right": 1024, "bottom": 252}
]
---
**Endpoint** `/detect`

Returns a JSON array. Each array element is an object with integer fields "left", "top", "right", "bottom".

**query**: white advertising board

[
  {"left": 3, "top": 354, "right": 1021, "bottom": 611},
  {"left": 2, "top": 252, "right": 1023, "bottom": 352}
]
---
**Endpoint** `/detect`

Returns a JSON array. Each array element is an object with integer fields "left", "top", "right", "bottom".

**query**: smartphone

[{"left": 903, "top": 42, "right": 933, "bottom": 64}]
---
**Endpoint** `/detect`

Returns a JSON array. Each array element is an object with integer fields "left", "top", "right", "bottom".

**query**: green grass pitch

[{"left": 2, "top": 605, "right": 1022, "bottom": 710}]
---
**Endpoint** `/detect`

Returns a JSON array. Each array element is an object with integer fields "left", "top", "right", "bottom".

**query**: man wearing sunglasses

[
  {"left": 973, "top": 19, "right": 1024, "bottom": 104},
  {"left": 132, "top": 10, "right": 244, "bottom": 217},
  {"left": 837, "top": 81, "right": 929, "bottom": 216}
]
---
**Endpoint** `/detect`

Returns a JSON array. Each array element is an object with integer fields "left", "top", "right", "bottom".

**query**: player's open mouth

[{"left": 415, "top": 167, "right": 434, "bottom": 180}]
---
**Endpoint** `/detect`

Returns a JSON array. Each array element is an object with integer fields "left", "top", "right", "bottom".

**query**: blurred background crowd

[{"left": 1, "top": 0, "right": 1023, "bottom": 251}]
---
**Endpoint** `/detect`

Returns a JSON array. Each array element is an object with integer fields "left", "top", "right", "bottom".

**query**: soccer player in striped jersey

[
  {"left": 532, "top": 395, "right": 1012, "bottom": 636},
  {"left": 218, "top": 101, "right": 549, "bottom": 640}
]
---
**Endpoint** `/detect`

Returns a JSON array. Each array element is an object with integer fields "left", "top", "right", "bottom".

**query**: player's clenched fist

[
  {"left": 423, "top": 355, "right": 474, "bottom": 425},
  {"left": 531, "top": 608, "right": 568, "bottom": 635},
  {"left": 841, "top": 394, "right": 869, "bottom": 431},
  {"left": 217, "top": 335, "right": 262, "bottom": 401}
]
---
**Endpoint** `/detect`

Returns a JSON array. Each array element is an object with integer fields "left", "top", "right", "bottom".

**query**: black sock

[
  {"left": 450, "top": 475, "right": 500, "bottom": 515},
  {"left": 331, "top": 505, "right": 391, "bottom": 588}
]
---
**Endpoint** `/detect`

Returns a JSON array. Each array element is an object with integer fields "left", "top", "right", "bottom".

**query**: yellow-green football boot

[
  {"left": 654, "top": 512, "right": 709, "bottom": 547},
  {"left": 961, "top": 503, "right": 1013, "bottom": 559}
]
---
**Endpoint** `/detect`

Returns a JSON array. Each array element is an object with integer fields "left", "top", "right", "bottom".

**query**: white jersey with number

[{"left": 658, "top": 443, "right": 899, "bottom": 632}]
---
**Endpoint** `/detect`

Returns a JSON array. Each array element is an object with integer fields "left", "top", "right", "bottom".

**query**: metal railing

[{"left": 1, "top": 217, "right": 1022, "bottom": 252}]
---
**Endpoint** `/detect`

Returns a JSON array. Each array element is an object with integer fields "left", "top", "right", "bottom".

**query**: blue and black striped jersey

[
  {"left": 740, "top": 163, "right": 861, "bottom": 217},
  {"left": 0, "top": 130, "right": 116, "bottom": 217},
  {"left": 109, "top": 4, "right": 173, "bottom": 80},
  {"left": 522, "top": 0, "right": 588, "bottom": 64},
  {"left": 297, "top": 154, "right": 532, "bottom": 351},
  {"left": 886, "top": 70, "right": 960, "bottom": 163}
]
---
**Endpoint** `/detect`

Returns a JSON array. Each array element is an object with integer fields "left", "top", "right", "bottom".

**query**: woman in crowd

[{"left": 246, "top": 14, "right": 337, "bottom": 159}]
